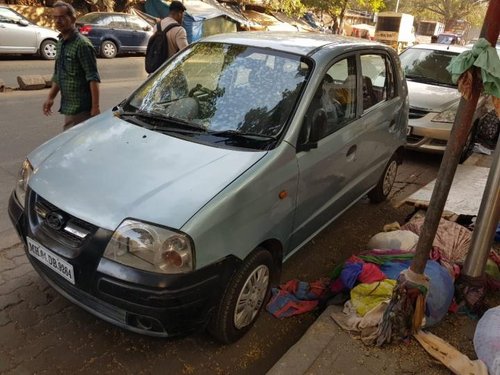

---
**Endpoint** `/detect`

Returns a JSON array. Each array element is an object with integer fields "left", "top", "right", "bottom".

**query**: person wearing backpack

[{"left": 145, "top": 1, "right": 188, "bottom": 74}]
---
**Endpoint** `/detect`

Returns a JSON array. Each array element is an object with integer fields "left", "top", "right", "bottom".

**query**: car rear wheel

[
  {"left": 100, "top": 40, "right": 117, "bottom": 58},
  {"left": 40, "top": 40, "right": 57, "bottom": 60},
  {"left": 368, "top": 155, "right": 399, "bottom": 203},
  {"left": 208, "top": 248, "right": 274, "bottom": 344}
]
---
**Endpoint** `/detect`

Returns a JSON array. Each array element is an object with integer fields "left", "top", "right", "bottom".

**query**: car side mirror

[
  {"left": 18, "top": 19, "right": 29, "bottom": 26},
  {"left": 297, "top": 108, "right": 326, "bottom": 152}
]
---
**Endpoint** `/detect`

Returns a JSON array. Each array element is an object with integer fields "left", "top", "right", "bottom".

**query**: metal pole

[
  {"left": 462, "top": 136, "right": 500, "bottom": 277},
  {"left": 410, "top": 0, "right": 500, "bottom": 275},
  {"left": 395, "top": 0, "right": 400, "bottom": 12}
]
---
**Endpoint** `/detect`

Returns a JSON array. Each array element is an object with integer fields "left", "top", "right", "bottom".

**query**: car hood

[
  {"left": 28, "top": 112, "right": 267, "bottom": 231},
  {"left": 407, "top": 80, "right": 460, "bottom": 112}
]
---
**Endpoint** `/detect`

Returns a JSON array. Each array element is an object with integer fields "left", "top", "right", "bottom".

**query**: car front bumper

[
  {"left": 406, "top": 112, "right": 451, "bottom": 153},
  {"left": 8, "top": 189, "right": 241, "bottom": 338}
]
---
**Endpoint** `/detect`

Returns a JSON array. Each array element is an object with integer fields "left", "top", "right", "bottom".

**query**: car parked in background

[
  {"left": 9, "top": 33, "right": 408, "bottom": 343},
  {"left": 76, "top": 12, "right": 153, "bottom": 58},
  {"left": 0, "top": 5, "right": 58, "bottom": 59},
  {"left": 399, "top": 43, "right": 488, "bottom": 162}
]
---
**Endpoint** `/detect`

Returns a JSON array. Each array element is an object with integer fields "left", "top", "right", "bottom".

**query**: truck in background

[
  {"left": 374, "top": 12, "right": 415, "bottom": 52},
  {"left": 415, "top": 20, "right": 445, "bottom": 43}
]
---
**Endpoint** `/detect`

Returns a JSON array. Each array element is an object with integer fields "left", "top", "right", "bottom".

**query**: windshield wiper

[
  {"left": 116, "top": 110, "right": 206, "bottom": 133},
  {"left": 209, "top": 130, "right": 276, "bottom": 140}
]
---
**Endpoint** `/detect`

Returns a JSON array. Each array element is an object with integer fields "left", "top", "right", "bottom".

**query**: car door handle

[{"left": 346, "top": 145, "right": 357, "bottom": 161}]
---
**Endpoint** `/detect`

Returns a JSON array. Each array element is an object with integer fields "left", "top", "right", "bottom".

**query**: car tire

[
  {"left": 100, "top": 40, "right": 117, "bottom": 58},
  {"left": 368, "top": 155, "right": 399, "bottom": 203},
  {"left": 208, "top": 248, "right": 274, "bottom": 344},
  {"left": 40, "top": 39, "right": 57, "bottom": 60}
]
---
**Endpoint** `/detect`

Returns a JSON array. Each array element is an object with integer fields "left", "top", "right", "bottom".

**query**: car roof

[
  {"left": 201, "top": 31, "right": 386, "bottom": 56},
  {"left": 78, "top": 12, "right": 132, "bottom": 17},
  {"left": 406, "top": 43, "right": 469, "bottom": 54}
]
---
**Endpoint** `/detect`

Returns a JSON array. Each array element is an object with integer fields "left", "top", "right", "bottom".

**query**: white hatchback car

[{"left": 0, "top": 6, "right": 59, "bottom": 59}]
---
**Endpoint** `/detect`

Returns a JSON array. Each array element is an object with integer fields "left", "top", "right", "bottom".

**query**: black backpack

[{"left": 145, "top": 21, "right": 180, "bottom": 74}]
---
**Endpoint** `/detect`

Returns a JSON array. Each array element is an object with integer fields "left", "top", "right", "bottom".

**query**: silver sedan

[{"left": 0, "top": 6, "right": 59, "bottom": 59}]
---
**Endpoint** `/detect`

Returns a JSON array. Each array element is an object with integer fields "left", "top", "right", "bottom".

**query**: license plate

[
  {"left": 406, "top": 126, "right": 412, "bottom": 136},
  {"left": 27, "top": 237, "right": 75, "bottom": 284}
]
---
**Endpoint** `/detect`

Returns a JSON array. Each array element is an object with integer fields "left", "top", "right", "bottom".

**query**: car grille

[
  {"left": 409, "top": 107, "right": 430, "bottom": 119},
  {"left": 34, "top": 195, "right": 97, "bottom": 248}
]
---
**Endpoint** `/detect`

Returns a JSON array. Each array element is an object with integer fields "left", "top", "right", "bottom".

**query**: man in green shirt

[{"left": 43, "top": 1, "right": 100, "bottom": 131}]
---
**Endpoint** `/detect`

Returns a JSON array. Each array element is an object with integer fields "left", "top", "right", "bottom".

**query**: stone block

[
  {"left": 17, "top": 75, "right": 46, "bottom": 90},
  {"left": 42, "top": 74, "right": 53, "bottom": 87}
]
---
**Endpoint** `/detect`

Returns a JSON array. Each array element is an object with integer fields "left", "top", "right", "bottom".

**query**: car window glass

[
  {"left": 108, "top": 15, "right": 126, "bottom": 29},
  {"left": 0, "top": 8, "right": 23, "bottom": 23},
  {"left": 127, "top": 16, "right": 150, "bottom": 31},
  {"left": 399, "top": 48, "right": 456, "bottom": 86},
  {"left": 127, "top": 43, "right": 311, "bottom": 140},
  {"left": 360, "top": 54, "right": 387, "bottom": 111},
  {"left": 301, "top": 56, "right": 357, "bottom": 142}
]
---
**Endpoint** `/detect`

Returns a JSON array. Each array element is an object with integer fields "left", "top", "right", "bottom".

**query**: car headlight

[
  {"left": 15, "top": 159, "right": 33, "bottom": 208},
  {"left": 432, "top": 105, "right": 458, "bottom": 123},
  {"left": 103, "top": 219, "right": 195, "bottom": 274}
]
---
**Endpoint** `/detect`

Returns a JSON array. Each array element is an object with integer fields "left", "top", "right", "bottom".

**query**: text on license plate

[{"left": 27, "top": 237, "right": 75, "bottom": 284}]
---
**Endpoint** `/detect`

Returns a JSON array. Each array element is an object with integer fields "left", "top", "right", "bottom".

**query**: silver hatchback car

[
  {"left": 0, "top": 6, "right": 58, "bottom": 59},
  {"left": 9, "top": 33, "right": 408, "bottom": 343}
]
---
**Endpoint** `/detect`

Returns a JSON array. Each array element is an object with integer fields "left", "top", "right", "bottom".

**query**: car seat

[{"left": 362, "top": 76, "right": 377, "bottom": 110}]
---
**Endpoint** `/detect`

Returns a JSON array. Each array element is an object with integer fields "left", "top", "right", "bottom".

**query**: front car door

[
  {"left": 0, "top": 8, "right": 37, "bottom": 53},
  {"left": 290, "top": 54, "right": 366, "bottom": 251}
]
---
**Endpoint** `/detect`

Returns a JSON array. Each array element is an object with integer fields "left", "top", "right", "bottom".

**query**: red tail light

[{"left": 80, "top": 25, "right": 92, "bottom": 35}]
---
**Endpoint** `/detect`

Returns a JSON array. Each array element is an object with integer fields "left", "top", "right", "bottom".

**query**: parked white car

[
  {"left": 0, "top": 6, "right": 58, "bottom": 59},
  {"left": 399, "top": 44, "right": 488, "bottom": 162}
]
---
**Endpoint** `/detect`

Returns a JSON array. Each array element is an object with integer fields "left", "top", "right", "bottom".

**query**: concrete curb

[{"left": 267, "top": 305, "right": 399, "bottom": 375}]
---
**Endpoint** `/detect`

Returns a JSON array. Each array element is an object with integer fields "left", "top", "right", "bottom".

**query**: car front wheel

[
  {"left": 208, "top": 248, "right": 274, "bottom": 344},
  {"left": 40, "top": 39, "right": 57, "bottom": 60},
  {"left": 100, "top": 40, "right": 117, "bottom": 58}
]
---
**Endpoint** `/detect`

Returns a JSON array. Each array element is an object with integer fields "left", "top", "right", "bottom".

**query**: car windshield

[
  {"left": 124, "top": 42, "right": 311, "bottom": 142},
  {"left": 399, "top": 48, "right": 457, "bottom": 86}
]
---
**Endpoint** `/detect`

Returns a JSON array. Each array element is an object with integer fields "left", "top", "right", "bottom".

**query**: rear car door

[
  {"left": 0, "top": 8, "right": 37, "bottom": 53},
  {"left": 125, "top": 15, "right": 152, "bottom": 52},
  {"left": 107, "top": 15, "right": 130, "bottom": 49},
  {"left": 355, "top": 52, "right": 403, "bottom": 193}
]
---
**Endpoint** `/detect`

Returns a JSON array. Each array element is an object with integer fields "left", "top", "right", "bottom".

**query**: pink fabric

[{"left": 358, "top": 263, "right": 386, "bottom": 283}]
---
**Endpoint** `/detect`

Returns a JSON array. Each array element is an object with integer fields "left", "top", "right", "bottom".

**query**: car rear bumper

[{"left": 8, "top": 189, "right": 241, "bottom": 338}]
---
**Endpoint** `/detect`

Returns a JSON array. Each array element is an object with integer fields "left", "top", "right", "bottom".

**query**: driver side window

[{"left": 301, "top": 56, "right": 357, "bottom": 143}]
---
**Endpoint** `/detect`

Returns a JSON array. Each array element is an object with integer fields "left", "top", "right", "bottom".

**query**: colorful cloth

[
  {"left": 266, "top": 279, "right": 329, "bottom": 319},
  {"left": 446, "top": 38, "right": 500, "bottom": 98},
  {"left": 350, "top": 279, "right": 397, "bottom": 317}
]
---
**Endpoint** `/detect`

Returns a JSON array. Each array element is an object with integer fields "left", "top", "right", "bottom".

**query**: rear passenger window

[{"left": 360, "top": 54, "right": 395, "bottom": 111}]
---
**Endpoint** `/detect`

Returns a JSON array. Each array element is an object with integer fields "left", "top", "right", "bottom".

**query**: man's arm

[
  {"left": 89, "top": 80, "right": 100, "bottom": 116},
  {"left": 175, "top": 27, "right": 188, "bottom": 52},
  {"left": 43, "top": 82, "right": 60, "bottom": 116},
  {"left": 78, "top": 39, "right": 101, "bottom": 116}
]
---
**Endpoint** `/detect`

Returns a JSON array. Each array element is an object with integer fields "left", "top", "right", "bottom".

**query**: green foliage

[{"left": 264, "top": 0, "right": 306, "bottom": 16}]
